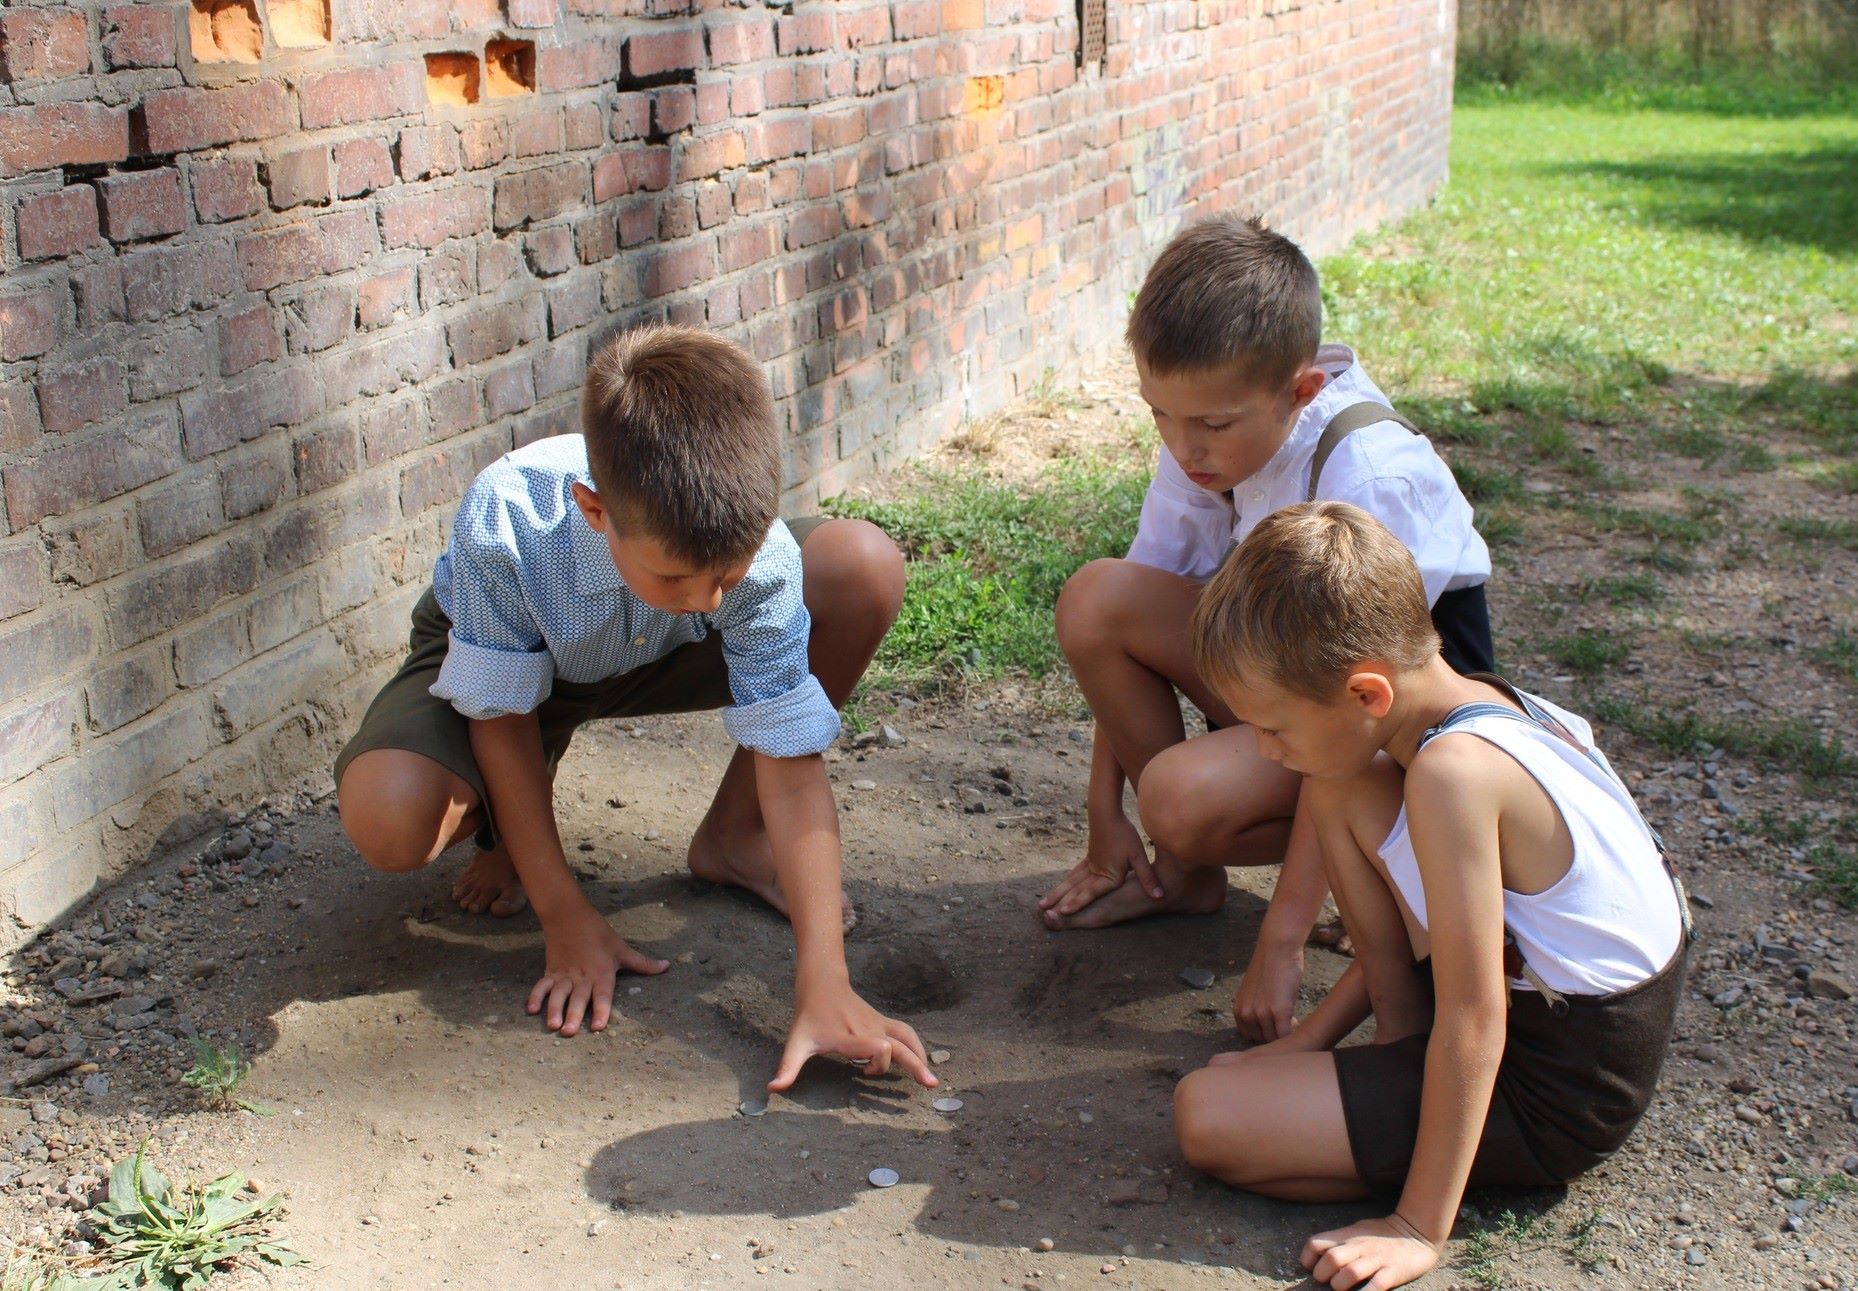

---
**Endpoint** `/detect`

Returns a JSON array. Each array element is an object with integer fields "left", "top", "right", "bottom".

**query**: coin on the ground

[
  {"left": 932, "top": 1097, "right": 964, "bottom": 1113},
  {"left": 1178, "top": 966, "right": 1216, "bottom": 990},
  {"left": 867, "top": 1167, "right": 900, "bottom": 1188},
  {"left": 739, "top": 1098, "right": 767, "bottom": 1117}
]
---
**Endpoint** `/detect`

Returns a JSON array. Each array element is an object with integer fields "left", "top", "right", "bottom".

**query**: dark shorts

[
  {"left": 1333, "top": 941, "right": 1687, "bottom": 1192},
  {"left": 333, "top": 516, "right": 828, "bottom": 851},
  {"left": 1432, "top": 583, "right": 1496, "bottom": 676}
]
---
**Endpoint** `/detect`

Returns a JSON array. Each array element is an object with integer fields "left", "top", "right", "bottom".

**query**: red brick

[
  {"left": 483, "top": 360, "right": 536, "bottom": 417},
  {"left": 0, "top": 8, "right": 90, "bottom": 83},
  {"left": 102, "top": 5, "right": 176, "bottom": 68},
  {"left": 293, "top": 421, "right": 358, "bottom": 494},
  {"left": 299, "top": 62, "right": 425, "bottom": 130},
  {"left": 0, "top": 382, "right": 40, "bottom": 455},
  {"left": 511, "top": 109, "right": 563, "bottom": 158},
  {"left": 0, "top": 541, "right": 46, "bottom": 622},
  {"left": 447, "top": 297, "right": 540, "bottom": 366},
  {"left": 37, "top": 357, "right": 125, "bottom": 435},
  {"left": 396, "top": 125, "right": 459, "bottom": 181},
  {"left": 380, "top": 187, "right": 488, "bottom": 250},
  {"left": 3, "top": 413, "right": 180, "bottom": 528},
  {"left": 564, "top": 103, "right": 602, "bottom": 150},
  {"left": 95, "top": 169, "right": 186, "bottom": 242},
  {"left": 695, "top": 181, "right": 731, "bottom": 228},
  {"left": 708, "top": 16, "right": 774, "bottom": 65},
  {"left": 676, "top": 130, "right": 745, "bottom": 182},
  {"left": 545, "top": 275, "right": 598, "bottom": 336},
  {"left": 812, "top": 108, "right": 865, "bottom": 151},
  {"left": 696, "top": 81, "right": 730, "bottom": 126},
  {"left": 778, "top": 12, "right": 834, "bottom": 54},
  {"left": 720, "top": 222, "right": 778, "bottom": 272},
  {"left": 284, "top": 285, "right": 355, "bottom": 354},
  {"left": 190, "top": 156, "right": 263, "bottom": 224},
  {"left": 0, "top": 288, "right": 59, "bottom": 362},
  {"left": 236, "top": 223, "right": 320, "bottom": 292},
  {"left": 264, "top": 145, "right": 330, "bottom": 210},
  {"left": 492, "top": 162, "right": 584, "bottom": 229},
  {"left": 16, "top": 186, "right": 99, "bottom": 261},
  {"left": 458, "top": 120, "right": 509, "bottom": 170},
  {"left": 136, "top": 82, "right": 290, "bottom": 155},
  {"left": 524, "top": 225, "right": 574, "bottom": 276},
  {"left": 538, "top": 38, "right": 611, "bottom": 90},
  {"left": 786, "top": 205, "right": 840, "bottom": 249},
  {"left": 592, "top": 152, "right": 630, "bottom": 204},
  {"left": 122, "top": 243, "right": 236, "bottom": 321},
  {"left": 357, "top": 267, "right": 416, "bottom": 329},
  {"left": 892, "top": 1, "right": 940, "bottom": 39},
  {"left": 334, "top": 138, "right": 394, "bottom": 197},
  {"left": 838, "top": 7, "right": 891, "bottom": 47},
  {"left": 0, "top": 104, "right": 129, "bottom": 176},
  {"left": 652, "top": 86, "right": 695, "bottom": 136},
  {"left": 218, "top": 304, "right": 281, "bottom": 376},
  {"left": 626, "top": 27, "right": 703, "bottom": 79},
  {"left": 644, "top": 241, "right": 713, "bottom": 295},
  {"left": 71, "top": 262, "right": 123, "bottom": 330},
  {"left": 507, "top": 0, "right": 556, "bottom": 24},
  {"left": 180, "top": 366, "right": 322, "bottom": 459},
  {"left": 611, "top": 92, "right": 649, "bottom": 141}
]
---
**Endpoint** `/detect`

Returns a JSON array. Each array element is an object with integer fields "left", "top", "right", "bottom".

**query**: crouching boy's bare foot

[
  {"left": 451, "top": 845, "right": 529, "bottom": 916},
  {"left": 1040, "top": 855, "right": 1226, "bottom": 930},
  {"left": 687, "top": 818, "right": 857, "bottom": 932}
]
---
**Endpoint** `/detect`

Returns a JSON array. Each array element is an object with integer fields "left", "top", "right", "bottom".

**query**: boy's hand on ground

[
  {"left": 528, "top": 905, "right": 669, "bottom": 1038},
  {"left": 1206, "top": 1026, "right": 1325, "bottom": 1067},
  {"left": 1039, "top": 811, "right": 1159, "bottom": 915},
  {"left": 768, "top": 977, "right": 938, "bottom": 1093},
  {"left": 1301, "top": 1215, "right": 1441, "bottom": 1291},
  {"left": 1232, "top": 940, "right": 1304, "bottom": 1043}
]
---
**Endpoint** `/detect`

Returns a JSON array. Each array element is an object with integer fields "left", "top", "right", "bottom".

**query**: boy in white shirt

[{"left": 1040, "top": 213, "right": 1494, "bottom": 1045}]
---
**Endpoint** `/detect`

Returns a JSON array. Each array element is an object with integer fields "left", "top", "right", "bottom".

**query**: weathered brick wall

[{"left": 0, "top": 0, "right": 1455, "bottom": 943}]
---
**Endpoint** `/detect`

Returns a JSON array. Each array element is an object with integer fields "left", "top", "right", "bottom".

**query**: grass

[
  {"left": 1815, "top": 629, "right": 1858, "bottom": 682},
  {"left": 1777, "top": 516, "right": 1858, "bottom": 552},
  {"left": 180, "top": 1037, "right": 264, "bottom": 1114},
  {"left": 1544, "top": 630, "right": 1635, "bottom": 675},
  {"left": 1591, "top": 695, "right": 1856, "bottom": 781}
]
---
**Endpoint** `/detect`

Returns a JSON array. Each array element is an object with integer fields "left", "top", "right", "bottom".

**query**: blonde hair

[{"left": 1191, "top": 502, "right": 1440, "bottom": 700}]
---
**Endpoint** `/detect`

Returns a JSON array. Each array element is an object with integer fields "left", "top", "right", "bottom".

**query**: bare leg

[
  {"left": 1307, "top": 757, "right": 1432, "bottom": 1044},
  {"left": 337, "top": 749, "right": 528, "bottom": 916},
  {"left": 1173, "top": 1054, "right": 1368, "bottom": 1202},
  {"left": 686, "top": 519, "right": 904, "bottom": 924}
]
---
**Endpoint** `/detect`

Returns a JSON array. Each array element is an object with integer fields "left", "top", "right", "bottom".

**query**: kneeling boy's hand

[
  {"left": 769, "top": 974, "right": 938, "bottom": 1093},
  {"left": 1301, "top": 1215, "right": 1440, "bottom": 1291},
  {"left": 528, "top": 904, "right": 670, "bottom": 1038}
]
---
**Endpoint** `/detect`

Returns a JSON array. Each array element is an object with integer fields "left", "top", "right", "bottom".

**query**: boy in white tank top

[{"left": 1170, "top": 502, "right": 1685, "bottom": 1291}]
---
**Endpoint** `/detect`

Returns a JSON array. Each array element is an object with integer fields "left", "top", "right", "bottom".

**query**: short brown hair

[
  {"left": 1125, "top": 213, "right": 1322, "bottom": 390},
  {"left": 581, "top": 325, "right": 780, "bottom": 567},
  {"left": 1191, "top": 502, "right": 1440, "bottom": 700}
]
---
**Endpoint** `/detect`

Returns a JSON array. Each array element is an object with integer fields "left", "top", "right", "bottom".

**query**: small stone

[
  {"left": 1754, "top": 1235, "right": 1778, "bottom": 1251},
  {"left": 850, "top": 780, "right": 877, "bottom": 791},
  {"left": 932, "top": 1097, "right": 964, "bottom": 1113},
  {"left": 739, "top": 1099, "right": 768, "bottom": 1117},
  {"left": 1178, "top": 967, "right": 1216, "bottom": 990},
  {"left": 867, "top": 1167, "right": 899, "bottom": 1188},
  {"left": 81, "top": 1075, "right": 109, "bottom": 1098},
  {"left": 929, "top": 1050, "right": 951, "bottom": 1065},
  {"left": 1101, "top": 1264, "right": 1116, "bottom": 1275},
  {"left": 258, "top": 843, "right": 289, "bottom": 866},
  {"left": 877, "top": 724, "right": 905, "bottom": 747},
  {"left": 224, "top": 829, "right": 254, "bottom": 859},
  {"left": 642, "top": 829, "right": 662, "bottom": 841},
  {"left": 1686, "top": 1247, "right": 1705, "bottom": 1266},
  {"left": 1035, "top": 1237, "right": 1055, "bottom": 1252},
  {"left": 997, "top": 1198, "right": 1019, "bottom": 1212},
  {"left": 1806, "top": 969, "right": 1853, "bottom": 1001}
]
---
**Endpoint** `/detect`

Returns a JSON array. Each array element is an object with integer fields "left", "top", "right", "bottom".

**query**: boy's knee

[
  {"left": 337, "top": 755, "right": 458, "bottom": 874},
  {"left": 1173, "top": 1069, "right": 1238, "bottom": 1175},
  {"left": 805, "top": 518, "right": 905, "bottom": 624},
  {"left": 1055, "top": 558, "right": 1131, "bottom": 656},
  {"left": 1137, "top": 743, "right": 1225, "bottom": 851}
]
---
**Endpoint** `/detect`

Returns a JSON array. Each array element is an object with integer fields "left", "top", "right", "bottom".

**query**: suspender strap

[{"left": 1305, "top": 401, "right": 1422, "bottom": 503}]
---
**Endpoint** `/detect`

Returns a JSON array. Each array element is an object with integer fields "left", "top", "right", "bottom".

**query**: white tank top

[{"left": 1378, "top": 689, "right": 1684, "bottom": 996}]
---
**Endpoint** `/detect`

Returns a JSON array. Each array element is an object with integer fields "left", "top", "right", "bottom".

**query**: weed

[
  {"left": 1545, "top": 631, "right": 1634, "bottom": 674},
  {"left": 1575, "top": 572, "right": 1664, "bottom": 606},
  {"left": 1777, "top": 517, "right": 1858, "bottom": 552},
  {"left": 1799, "top": 1173, "right": 1858, "bottom": 1205},
  {"left": 1459, "top": 1210, "right": 1542, "bottom": 1289},
  {"left": 1592, "top": 695, "right": 1855, "bottom": 779},
  {"left": 1815, "top": 629, "right": 1858, "bottom": 682},
  {"left": 89, "top": 1142, "right": 302, "bottom": 1289},
  {"left": 180, "top": 1038, "right": 263, "bottom": 1114}
]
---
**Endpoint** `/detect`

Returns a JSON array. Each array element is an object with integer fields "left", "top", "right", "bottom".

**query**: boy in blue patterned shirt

[{"left": 335, "top": 325, "right": 936, "bottom": 1093}]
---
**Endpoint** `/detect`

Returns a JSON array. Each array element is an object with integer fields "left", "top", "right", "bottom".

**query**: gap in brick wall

[
  {"left": 189, "top": 0, "right": 264, "bottom": 63},
  {"left": 269, "top": 0, "right": 331, "bottom": 49},
  {"left": 425, "top": 51, "right": 483, "bottom": 107},
  {"left": 484, "top": 38, "right": 537, "bottom": 97}
]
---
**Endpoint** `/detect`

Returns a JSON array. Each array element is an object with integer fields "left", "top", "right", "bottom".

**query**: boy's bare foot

[
  {"left": 1039, "top": 858, "right": 1226, "bottom": 930},
  {"left": 452, "top": 848, "right": 528, "bottom": 917},
  {"left": 686, "top": 819, "right": 857, "bottom": 932}
]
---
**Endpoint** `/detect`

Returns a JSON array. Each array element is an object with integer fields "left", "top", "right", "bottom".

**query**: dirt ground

[{"left": 5, "top": 371, "right": 1857, "bottom": 1290}]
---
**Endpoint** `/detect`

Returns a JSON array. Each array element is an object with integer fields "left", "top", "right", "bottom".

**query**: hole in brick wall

[
  {"left": 189, "top": 0, "right": 263, "bottom": 63},
  {"left": 270, "top": 0, "right": 331, "bottom": 48},
  {"left": 425, "top": 52, "right": 482, "bottom": 106},
  {"left": 484, "top": 38, "right": 536, "bottom": 97}
]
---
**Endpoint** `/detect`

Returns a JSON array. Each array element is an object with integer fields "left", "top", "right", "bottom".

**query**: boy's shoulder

[{"left": 455, "top": 436, "right": 589, "bottom": 531}]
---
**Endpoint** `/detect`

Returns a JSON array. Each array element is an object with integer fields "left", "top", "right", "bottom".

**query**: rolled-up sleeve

[
  {"left": 711, "top": 531, "right": 841, "bottom": 757},
  {"left": 1125, "top": 448, "right": 1233, "bottom": 582},
  {"left": 430, "top": 495, "right": 556, "bottom": 720}
]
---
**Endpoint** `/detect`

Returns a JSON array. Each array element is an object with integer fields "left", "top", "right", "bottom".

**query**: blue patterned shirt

[{"left": 428, "top": 435, "right": 840, "bottom": 758}]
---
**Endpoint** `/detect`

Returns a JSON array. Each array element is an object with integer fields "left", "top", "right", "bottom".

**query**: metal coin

[
  {"left": 867, "top": 1167, "right": 900, "bottom": 1188},
  {"left": 738, "top": 1098, "right": 767, "bottom": 1117},
  {"left": 931, "top": 1097, "right": 964, "bottom": 1113}
]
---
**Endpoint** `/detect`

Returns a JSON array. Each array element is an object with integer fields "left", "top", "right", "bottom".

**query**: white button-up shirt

[{"left": 1124, "top": 344, "right": 1491, "bottom": 604}]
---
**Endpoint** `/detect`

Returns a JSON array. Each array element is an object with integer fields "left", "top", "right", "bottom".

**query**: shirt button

[{"left": 632, "top": 634, "right": 646, "bottom": 647}]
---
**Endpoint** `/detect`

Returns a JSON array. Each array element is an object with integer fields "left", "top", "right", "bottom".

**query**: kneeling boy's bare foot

[
  {"left": 452, "top": 848, "right": 528, "bottom": 917},
  {"left": 1040, "top": 861, "right": 1226, "bottom": 931},
  {"left": 687, "top": 819, "right": 857, "bottom": 932}
]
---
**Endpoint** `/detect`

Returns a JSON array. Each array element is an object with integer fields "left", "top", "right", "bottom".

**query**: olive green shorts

[{"left": 333, "top": 516, "right": 827, "bottom": 850}]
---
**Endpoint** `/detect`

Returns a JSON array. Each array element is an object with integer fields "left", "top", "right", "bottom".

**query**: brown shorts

[
  {"left": 333, "top": 516, "right": 827, "bottom": 851},
  {"left": 1333, "top": 940, "right": 1687, "bottom": 1192}
]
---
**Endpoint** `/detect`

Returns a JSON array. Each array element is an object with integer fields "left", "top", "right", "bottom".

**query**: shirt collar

[{"left": 1257, "top": 343, "right": 1363, "bottom": 482}]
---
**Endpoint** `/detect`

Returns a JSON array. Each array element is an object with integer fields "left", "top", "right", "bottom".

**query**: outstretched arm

[{"left": 756, "top": 751, "right": 936, "bottom": 1092}]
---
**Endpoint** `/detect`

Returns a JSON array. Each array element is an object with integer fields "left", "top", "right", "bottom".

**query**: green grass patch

[
  {"left": 1755, "top": 810, "right": 1858, "bottom": 907},
  {"left": 1777, "top": 516, "right": 1858, "bottom": 551},
  {"left": 1814, "top": 629, "right": 1858, "bottom": 682},
  {"left": 1456, "top": 42, "right": 1858, "bottom": 118},
  {"left": 1574, "top": 572, "right": 1665, "bottom": 607},
  {"left": 1544, "top": 630, "right": 1635, "bottom": 675},
  {"left": 827, "top": 455, "right": 1147, "bottom": 687},
  {"left": 1592, "top": 695, "right": 1856, "bottom": 779}
]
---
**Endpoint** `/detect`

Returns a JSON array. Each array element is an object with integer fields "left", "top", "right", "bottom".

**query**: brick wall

[{"left": 0, "top": 0, "right": 1455, "bottom": 944}]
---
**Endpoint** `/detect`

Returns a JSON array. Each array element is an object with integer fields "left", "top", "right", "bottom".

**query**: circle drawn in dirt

[{"left": 849, "top": 942, "right": 966, "bottom": 1014}]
